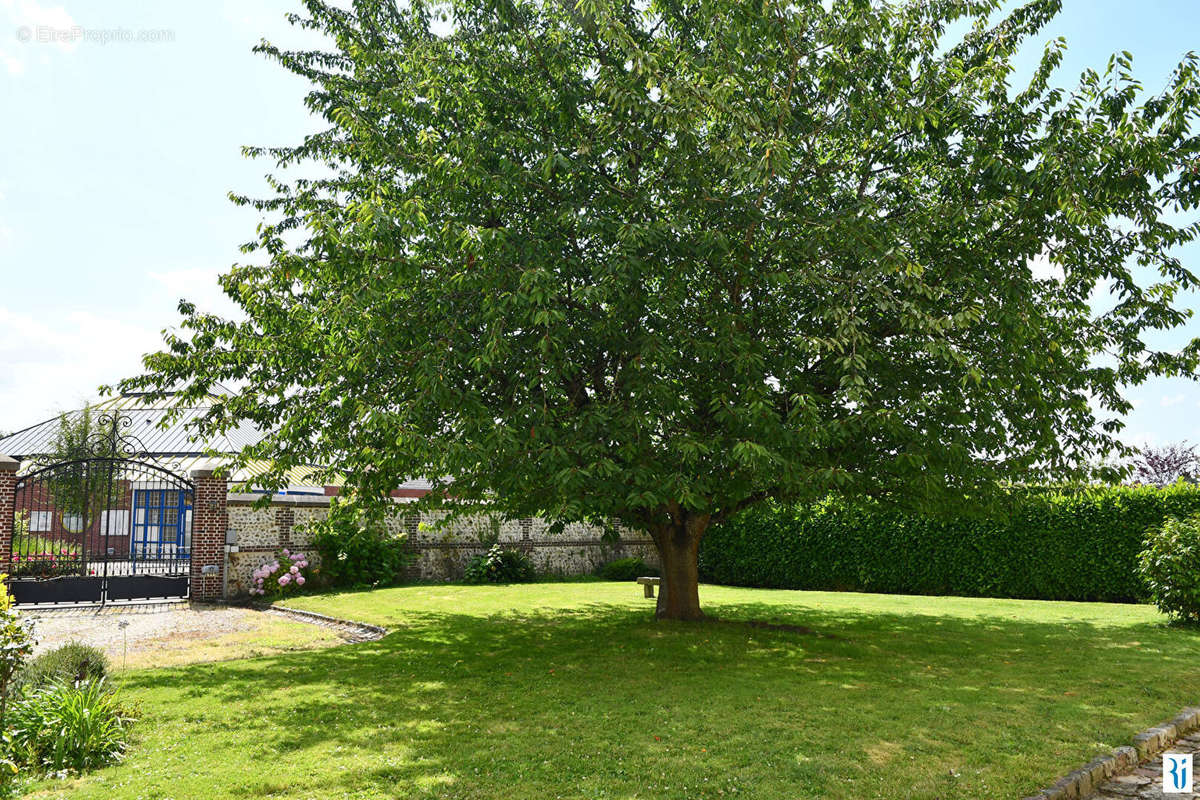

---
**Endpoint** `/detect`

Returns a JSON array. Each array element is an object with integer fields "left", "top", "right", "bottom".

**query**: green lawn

[{"left": 30, "top": 584, "right": 1200, "bottom": 799}]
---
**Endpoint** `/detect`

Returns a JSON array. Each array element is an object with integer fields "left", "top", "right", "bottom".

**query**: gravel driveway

[{"left": 22, "top": 602, "right": 343, "bottom": 669}]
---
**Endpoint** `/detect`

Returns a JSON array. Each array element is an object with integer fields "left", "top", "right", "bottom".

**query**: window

[{"left": 29, "top": 511, "right": 51, "bottom": 532}]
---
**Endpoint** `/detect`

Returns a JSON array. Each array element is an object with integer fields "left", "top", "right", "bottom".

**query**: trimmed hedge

[{"left": 698, "top": 484, "right": 1200, "bottom": 602}]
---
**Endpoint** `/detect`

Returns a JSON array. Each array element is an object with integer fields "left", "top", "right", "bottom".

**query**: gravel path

[{"left": 22, "top": 602, "right": 345, "bottom": 668}]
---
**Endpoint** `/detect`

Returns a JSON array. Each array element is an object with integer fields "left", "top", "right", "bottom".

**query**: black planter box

[
  {"left": 9, "top": 577, "right": 103, "bottom": 605},
  {"left": 105, "top": 575, "right": 189, "bottom": 601}
]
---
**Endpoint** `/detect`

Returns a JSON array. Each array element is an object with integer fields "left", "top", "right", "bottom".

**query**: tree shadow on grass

[{"left": 97, "top": 597, "right": 1200, "bottom": 799}]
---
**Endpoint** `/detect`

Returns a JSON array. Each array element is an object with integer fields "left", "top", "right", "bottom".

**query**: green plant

[
  {"left": 699, "top": 484, "right": 1200, "bottom": 602},
  {"left": 248, "top": 549, "right": 313, "bottom": 598},
  {"left": 15, "top": 642, "right": 108, "bottom": 693},
  {"left": 595, "top": 557, "right": 658, "bottom": 582},
  {"left": 0, "top": 578, "right": 33, "bottom": 798},
  {"left": 0, "top": 578, "right": 34, "bottom": 723},
  {"left": 1138, "top": 514, "right": 1200, "bottom": 623},
  {"left": 309, "top": 498, "right": 414, "bottom": 589},
  {"left": 119, "top": 1, "right": 1200, "bottom": 622},
  {"left": 463, "top": 545, "right": 536, "bottom": 584},
  {"left": 8, "top": 679, "right": 137, "bottom": 773}
]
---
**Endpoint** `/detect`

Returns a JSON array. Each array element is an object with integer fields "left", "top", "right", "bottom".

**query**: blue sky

[{"left": 1, "top": 0, "right": 1198, "bottom": 453}]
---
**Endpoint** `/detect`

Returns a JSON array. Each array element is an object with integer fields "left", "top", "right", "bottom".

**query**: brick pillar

[
  {"left": 0, "top": 455, "right": 17, "bottom": 579},
  {"left": 190, "top": 465, "right": 228, "bottom": 602}
]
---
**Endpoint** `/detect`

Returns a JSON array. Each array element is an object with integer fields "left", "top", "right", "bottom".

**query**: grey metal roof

[
  {"left": 1, "top": 388, "right": 433, "bottom": 492},
  {"left": 0, "top": 390, "right": 264, "bottom": 460}
]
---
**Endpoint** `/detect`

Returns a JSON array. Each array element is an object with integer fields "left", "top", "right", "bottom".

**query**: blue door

[{"left": 131, "top": 489, "right": 191, "bottom": 562}]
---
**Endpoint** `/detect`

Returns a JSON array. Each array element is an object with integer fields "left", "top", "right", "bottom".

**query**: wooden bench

[{"left": 636, "top": 576, "right": 661, "bottom": 598}]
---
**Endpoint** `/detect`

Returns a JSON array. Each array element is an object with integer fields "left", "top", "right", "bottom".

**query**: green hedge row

[{"left": 698, "top": 484, "right": 1200, "bottom": 602}]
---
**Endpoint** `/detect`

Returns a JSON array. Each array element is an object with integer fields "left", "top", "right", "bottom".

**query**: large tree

[{"left": 122, "top": 0, "right": 1200, "bottom": 619}]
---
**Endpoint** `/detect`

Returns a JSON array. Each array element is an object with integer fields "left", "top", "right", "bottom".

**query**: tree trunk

[{"left": 653, "top": 514, "right": 709, "bottom": 621}]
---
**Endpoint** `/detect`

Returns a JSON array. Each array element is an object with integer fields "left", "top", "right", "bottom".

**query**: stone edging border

[
  {"left": 256, "top": 603, "right": 388, "bottom": 643},
  {"left": 1023, "top": 706, "right": 1200, "bottom": 799}
]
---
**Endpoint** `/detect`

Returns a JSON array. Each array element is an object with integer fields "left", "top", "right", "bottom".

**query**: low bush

[
  {"left": 0, "top": 576, "right": 34, "bottom": 798},
  {"left": 248, "top": 549, "right": 313, "bottom": 598},
  {"left": 1138, "top": 514, "right": 1200, "bottom": 622},
  {"left": 15, "top": 642, "right": 108, "bottom": 692},
  {"left": 595, "top": 557, "right": 658, "bottom": 582},
  {"left": 309, "top": 500, "right": 414, "bottom": 588},
  {"left": 463, "top": 545, "right": 537, "bottom": 584},
  {"left": 8, "top": 679, "right": 137, "bottom": 773},
  {"left": 699, "top": 484, "right": 1200, "bottom": 602}
]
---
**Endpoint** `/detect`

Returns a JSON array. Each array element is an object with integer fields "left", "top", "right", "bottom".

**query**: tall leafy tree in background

[
  {"left": 42, "top": 406, "right": 122, "bottom": 535},
  {"left": 121, "top": 0, "right": 1200, "bottom": 619},
  {"left": 1131, "top": 442, "right": 1200, "bottom": 486}
]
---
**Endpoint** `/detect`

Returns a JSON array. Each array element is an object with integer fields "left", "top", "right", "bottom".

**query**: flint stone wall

[{"left": 224, "top": 493, "right": 658, "bottom": 596}]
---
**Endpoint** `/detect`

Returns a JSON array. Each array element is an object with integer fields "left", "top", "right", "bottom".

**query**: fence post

[
  {"left": 190, "top": 464, "right": 228, "bottom": 602},
  {"left": 0, "top": 456, "right": 16, "bottom": 581}
]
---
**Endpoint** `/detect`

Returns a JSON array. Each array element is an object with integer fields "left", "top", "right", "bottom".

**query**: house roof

[
  {"left": 0, "top": 387, "right": 431, "bottom": 493},
  {"left": 0, "top": 385, "right": 260, "bottom": 461}
]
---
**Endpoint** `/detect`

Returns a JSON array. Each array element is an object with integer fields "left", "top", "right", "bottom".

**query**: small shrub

[
  {"left": 8, "top": 679, "right": 137, "bottom": 773},
  {"left": 596, "top": 557, "right": 657, "bottom": 582},
  {"left": 309, "top": 499, "right": 414, "bottom": 588},
  {"left": 15, "top": 642, "right": 107, "bottom": 692},
  {"left": 248, "top": 548, "right": 313, "bottom": 598},
  {"left": 463, "top": 545, "right": 536, "bottom": 584},
  {"left": 0, "top": 576, "right": 34, "bottom": 797},
  {"left": 1138, "top": 514, "right": 1200, "bottom": 622}
]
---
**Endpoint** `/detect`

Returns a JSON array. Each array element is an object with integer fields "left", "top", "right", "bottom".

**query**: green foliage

[
  {"left": 119, "top": 0, "right": 1200, "bottom": 617},
  {"left": 463, "top": 545, "right": 537, "bottom": 584},
  {"left": 700, "top": 485, "right": 1200, "bottom": 602},
  {"left": 248, "top": 549, "right": 314, "bottom": 598},
  {"left": 8, "top": 679, "right": 136, "bottom": 773},
  {"left": 38, "top": 406, "right": 124, "bottom": 535},
  {"left": 1138, "top": 514, "right": 1200, "bottom": 622},
  {"left": 595, "top": 557, "right": 658, "bottom": 582},
  {"left": 0, "top": 580, "right": 32, "bottom": 797},
  {"left": 308, "top": 499, "right": 414, "bottom": 589},
  {"left": 0, "top": 578, "right": 34, "bottom": 720},
  {"left": 15, "top": 643, "right": 108, "bottom": 693}
]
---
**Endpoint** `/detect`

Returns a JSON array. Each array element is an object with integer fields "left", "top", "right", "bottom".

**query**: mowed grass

[{"left": 28, "top": 583, "right": 1200, "bottom": 799}]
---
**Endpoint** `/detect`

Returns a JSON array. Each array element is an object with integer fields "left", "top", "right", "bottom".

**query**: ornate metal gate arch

[{"left": 8, "top": 413, "right": 192, "bottom": 605}]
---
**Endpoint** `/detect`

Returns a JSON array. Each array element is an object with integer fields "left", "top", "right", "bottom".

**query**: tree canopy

[{"left": 120, "top": 0, "right": 1200, "bottom": 618}]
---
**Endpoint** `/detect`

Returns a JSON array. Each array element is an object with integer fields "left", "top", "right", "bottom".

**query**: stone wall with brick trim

[
  {"left": 0, "top": 455, "right": 18, "bottom": 578},
  {"left": 190, "top": 469, "right": 229, "bottom": 601},
  {"left": 223, "top": 492, "right": 658, "bottom": 597}
]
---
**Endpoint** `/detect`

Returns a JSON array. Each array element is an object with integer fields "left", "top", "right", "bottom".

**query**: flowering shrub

[
  {"left": 10, "top": 551, "right": 78, "bottom": 579},
  {"left": 248, "top": 549, "right": 313, "bottom": 599}
]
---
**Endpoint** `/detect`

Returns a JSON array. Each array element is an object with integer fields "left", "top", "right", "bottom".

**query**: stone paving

[{"left": 1094, "top": 732, "right": 1200, "bottom": 799}]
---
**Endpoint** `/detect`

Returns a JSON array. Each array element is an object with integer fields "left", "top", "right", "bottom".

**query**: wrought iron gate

[{"left": 7, "top": 415, "right": 191, "bottom": 605}]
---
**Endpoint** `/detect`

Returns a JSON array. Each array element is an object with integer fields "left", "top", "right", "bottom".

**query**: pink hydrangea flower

[
  {"left": 290, "top": 565, "right": 299, "bottom": 574},
  {"left": 278, "top": 574, "right": 290, "bottom": 585},
  {"left": 282, "top": 548, "right": 290, "bottom": 557},
  {"left": 296, "top": 576, "right": 305, "bottom": 586}
]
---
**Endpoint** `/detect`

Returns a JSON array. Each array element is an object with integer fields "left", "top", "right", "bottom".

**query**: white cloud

[
  {"left": 0, "top": 0, "right": 79, "bottom": 77},
  {"left": 1124, "top": 431, "right": 1159, "bottom": 449},
  {"left": 0, "top": 50, "right": 22, "bottom": 74},
  {"left": 0, "top": 263, "right": 249, "bottom": 433},
  {"left": 147, "top": 266, "right": 239, "bottom": 318},
  {"left": 1161, "top": 394, "right": 1186, "bottom": 407},
  {"left": 0, "top": 306, "right": 163, "bottom": 433}
]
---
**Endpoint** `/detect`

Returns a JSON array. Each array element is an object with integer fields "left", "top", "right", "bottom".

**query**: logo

[{"left": 1164, "top": 753, "right": 1193, "bottom": 793}]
